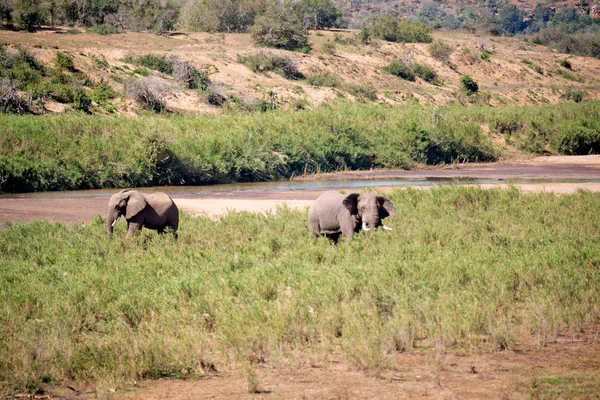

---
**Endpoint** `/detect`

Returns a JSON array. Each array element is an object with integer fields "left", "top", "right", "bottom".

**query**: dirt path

[{"left": 1, "top": 156, "right": 599, "bottom": 226}]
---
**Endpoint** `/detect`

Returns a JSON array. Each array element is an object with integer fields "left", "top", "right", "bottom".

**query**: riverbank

[
  {"left": 2, "top": 102, "right": 600, "bottom": 194},
  {"left": 2, "top": 155, "right": 599, "bottom": 226}
]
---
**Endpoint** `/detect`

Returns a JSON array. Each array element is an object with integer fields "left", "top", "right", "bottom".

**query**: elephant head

[
  {"left": 106, "top": 190, "right": 147, "bottom": 240},
  {"left": 342, "top": 193, "right": 396, "bottom": 231}
]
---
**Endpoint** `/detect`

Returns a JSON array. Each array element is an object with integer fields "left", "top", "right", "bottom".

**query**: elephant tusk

[
  {"left": 111, "top": 220, "right": 117, "bottom": 227},
  {"left": 383, "top": 225, "right": 393, "bottom": 231},
  {"left": 362, "top": 221, "right": 370, "bottom": 231}
]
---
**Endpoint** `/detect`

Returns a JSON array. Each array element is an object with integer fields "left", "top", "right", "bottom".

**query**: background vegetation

[
  {"left": 1, "top": 187, "right": 599, "bottom": 394},
  {"left": 2, "top": 101, "right": 599, "bottom": 194}
]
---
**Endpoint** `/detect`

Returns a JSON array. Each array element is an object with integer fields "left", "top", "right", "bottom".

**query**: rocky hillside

[{"left": 1, "top": 27, "right": 599, "bottom": 115}]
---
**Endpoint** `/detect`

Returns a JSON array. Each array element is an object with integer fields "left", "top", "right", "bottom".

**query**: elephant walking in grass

[
  {"left": 308, "top": 191, "right": 396, "bottom": 242},
  {"left": 107, "top": 190, "right": 179, "bottom": 240}
]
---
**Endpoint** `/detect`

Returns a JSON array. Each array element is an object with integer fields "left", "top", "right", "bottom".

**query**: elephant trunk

[
  {"left": 363, "top": 212, "right": 381, "bottom": 231},
  {"left": 107, "top": 209, "right": 118, "bottom": 240}
]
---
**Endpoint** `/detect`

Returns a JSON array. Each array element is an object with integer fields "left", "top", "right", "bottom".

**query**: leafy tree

[
  {"left": 251, "top": 1, "right": 309, "bottom": 51},
  {"left": 0, "top": 0, "right": 13, "bottom": 25},
  {"left": 16, "top": 0, "right": 44, "bottom": 31},
  {"left": 531, "top": 3, "right": 554, "bottom": 32},
  {"left": 498, "top": 4, "right": 525, "bottom": 35},
  {"left": 360, "top": 14, "right": 432, "bottom": 43},
  {"left": 296, "top": 0, "right": 343, "bottom": 30},
  {"left": 417, "top": 2, "right": 444, "bottom": 26}
]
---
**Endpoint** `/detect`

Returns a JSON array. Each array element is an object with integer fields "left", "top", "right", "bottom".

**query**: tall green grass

[
  {"left": 1, "top": 102, "right": 600, "bottom": 193},
  {"left": 1, "top": 187, "right": 599, "bottom": 394}
]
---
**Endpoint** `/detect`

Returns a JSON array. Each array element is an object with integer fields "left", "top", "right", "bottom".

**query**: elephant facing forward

[
  {"left": 106, "top": 190, "right": 179, "bottom": 240},
  {"left": 308, "top": 191, "right": 396, "bottom": 242}
]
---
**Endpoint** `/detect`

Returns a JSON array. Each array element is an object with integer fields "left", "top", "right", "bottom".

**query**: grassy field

[
  {"left": 2, "top": 101, "right": 600, "bottom": 194},
  {"left": 1, "top": 187, "right": 599, "bottom": 394}
]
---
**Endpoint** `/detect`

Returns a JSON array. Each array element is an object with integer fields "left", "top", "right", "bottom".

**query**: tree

[
  {"left": 417, "top": 2, "right": 443, "bottom": 26},
  {"left": 251, "top": 1, "right": 309, "bottom": 51},
  {"left": 296, "top": 0, "right": 343, "bottom": 30},
  {"left": 531, "top": 3, "right": 554, "bottom": 32},
  {"left": 498, "top": 4, "right": 525, "bottom": 35},
  {"left": 16, "top": 0, "right": 44, "bottom": 31}
]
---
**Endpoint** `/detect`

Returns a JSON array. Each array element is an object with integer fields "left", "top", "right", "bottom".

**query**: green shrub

[
  {"left": 90, "top": 24, "right": 118, "bottom": 35},
  {"left": 345, "top": 84, "right": 377, "bottom": 102},
  {"left": 383, "top": 59, "right": 415, "bottom": 81},
  {"left": 49, "top": 83, "right": 75, "bottom": 103},
  {"left": 563, "top": 87, "right": 585, "bottom": 103},
  {"left": 305, "top": 70, "right": 340, "bottom": 87},
  {"left": 250, "top": 3, "right": 309, "bottom": 51},
  {"left": 480, "top": 50, "right": 490, "bottom": 62},
  {"left": 71, "top": 88, "right": 91, "bottom": 112},
  {"left": 384, "top": 60, "right": 439, "bottom": 84},
  {"left": 460, "top": 75, "right": 479, "bottom": 95},
  {"left": 553, "top": 122, "right": 600, "bottom": 154},
  {"left": 55, "top": 52, "right": 75, "bottom": 71},
  {"left": 132, "top": 54, "right": 173, "bottom": 75},
  {"left": 559, "top": 59, "right": 572, "bottom": 69},
  {"left": 237, "top": 51, "right": 303, "bottom": 79},
  {"left": 533, "top": 65, "right": 544, "bottom": 75},
  {"left": 411, "top": 63, "right": 439, "bottom": 84},
  {"left": 360, "top": 15, "right": 432, "bottom": 44},
  {"left": 428, "top": 40, "right": 454, "bottom": 62}
]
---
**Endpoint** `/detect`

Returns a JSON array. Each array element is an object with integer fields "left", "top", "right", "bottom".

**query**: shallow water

[{"left": 3, "top": 177, "right": 599, "bottom": 199}]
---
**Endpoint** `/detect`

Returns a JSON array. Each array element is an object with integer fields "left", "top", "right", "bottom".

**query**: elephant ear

[
  {"left": 124, "top": 191, "right": 147, "bottom": 219},
  {"left": 377, "top": 196, "right": 396, "bottom": 218},
  {"left": 342, "top": 193, "right": 360, "bottom": 215}
]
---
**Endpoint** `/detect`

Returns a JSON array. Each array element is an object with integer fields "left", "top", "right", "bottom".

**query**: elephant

[
  {"left": 106, "top": 190, "right": 179, "bottom": 240},
  {"left": 308, "top": 191, "right": 396, "bottom": 242}
]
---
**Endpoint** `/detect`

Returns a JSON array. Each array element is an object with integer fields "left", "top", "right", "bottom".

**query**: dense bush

[
  {"left": 383, "top": 59, "right": 415, "bottom": 81},
  {"left": 411, "top": 63, "right": 439, "bottom": 84},
  {"left": 250, "top": 3, "right": 309, "bottom": 51},
  {"left": 384, "top": 60, "right": 439, "bottom": 84},
  {"left": 55, "top": 52, "right": 75, "bottom": 72},
  {"left": 126, "top": 54, "right": 174, "bottom": 75},
  {"left": 360, "top": 15, "right": 432, "bottom": 44},
  {"left": 295, "top": 0, "right": 344, "bottom": 30},
  {"left": 460, "top": 75, "right": 479, "bottom": 95},
  {"left": 532, "top": 29, "right": 600, "bottom": 59}
]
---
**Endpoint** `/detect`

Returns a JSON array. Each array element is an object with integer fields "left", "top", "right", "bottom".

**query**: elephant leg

[
  {"left": 339, "top": 216, "right": 355, "bottom": 241},
  {"left": 126, "top": 221, "right": 143, "bottom": 239},
  {"left": 308, "top": 209, "right": 320, "bottom": 237},
  {"left": 326, "top": 232, "right": 341, "bottom": 244}
]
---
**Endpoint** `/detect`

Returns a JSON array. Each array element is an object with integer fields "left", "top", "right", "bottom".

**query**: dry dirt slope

[{"left": 1, "top": 28, "right": 599, "bottom": 114}]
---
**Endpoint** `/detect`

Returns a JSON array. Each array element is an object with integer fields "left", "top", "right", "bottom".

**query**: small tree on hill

[
  {"left": 460, "top": 75, "right": 479, "bottom": 95},
  {"left": 498, "top": 4, "right": 525, "bottom": 35},
  {"left": 296, "top": 0, "right": 343, "bottom": 30},
  {"left": 251, "top": 2, "right": 309, "bottom": 51}
]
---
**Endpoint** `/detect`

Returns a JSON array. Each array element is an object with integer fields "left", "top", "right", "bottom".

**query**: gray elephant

[
  {"left": 308, "top": 191, "right": 396, "bottom": 242},
  {"left": 106, "top": 190, "right": 179, "bottom": 240}
]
